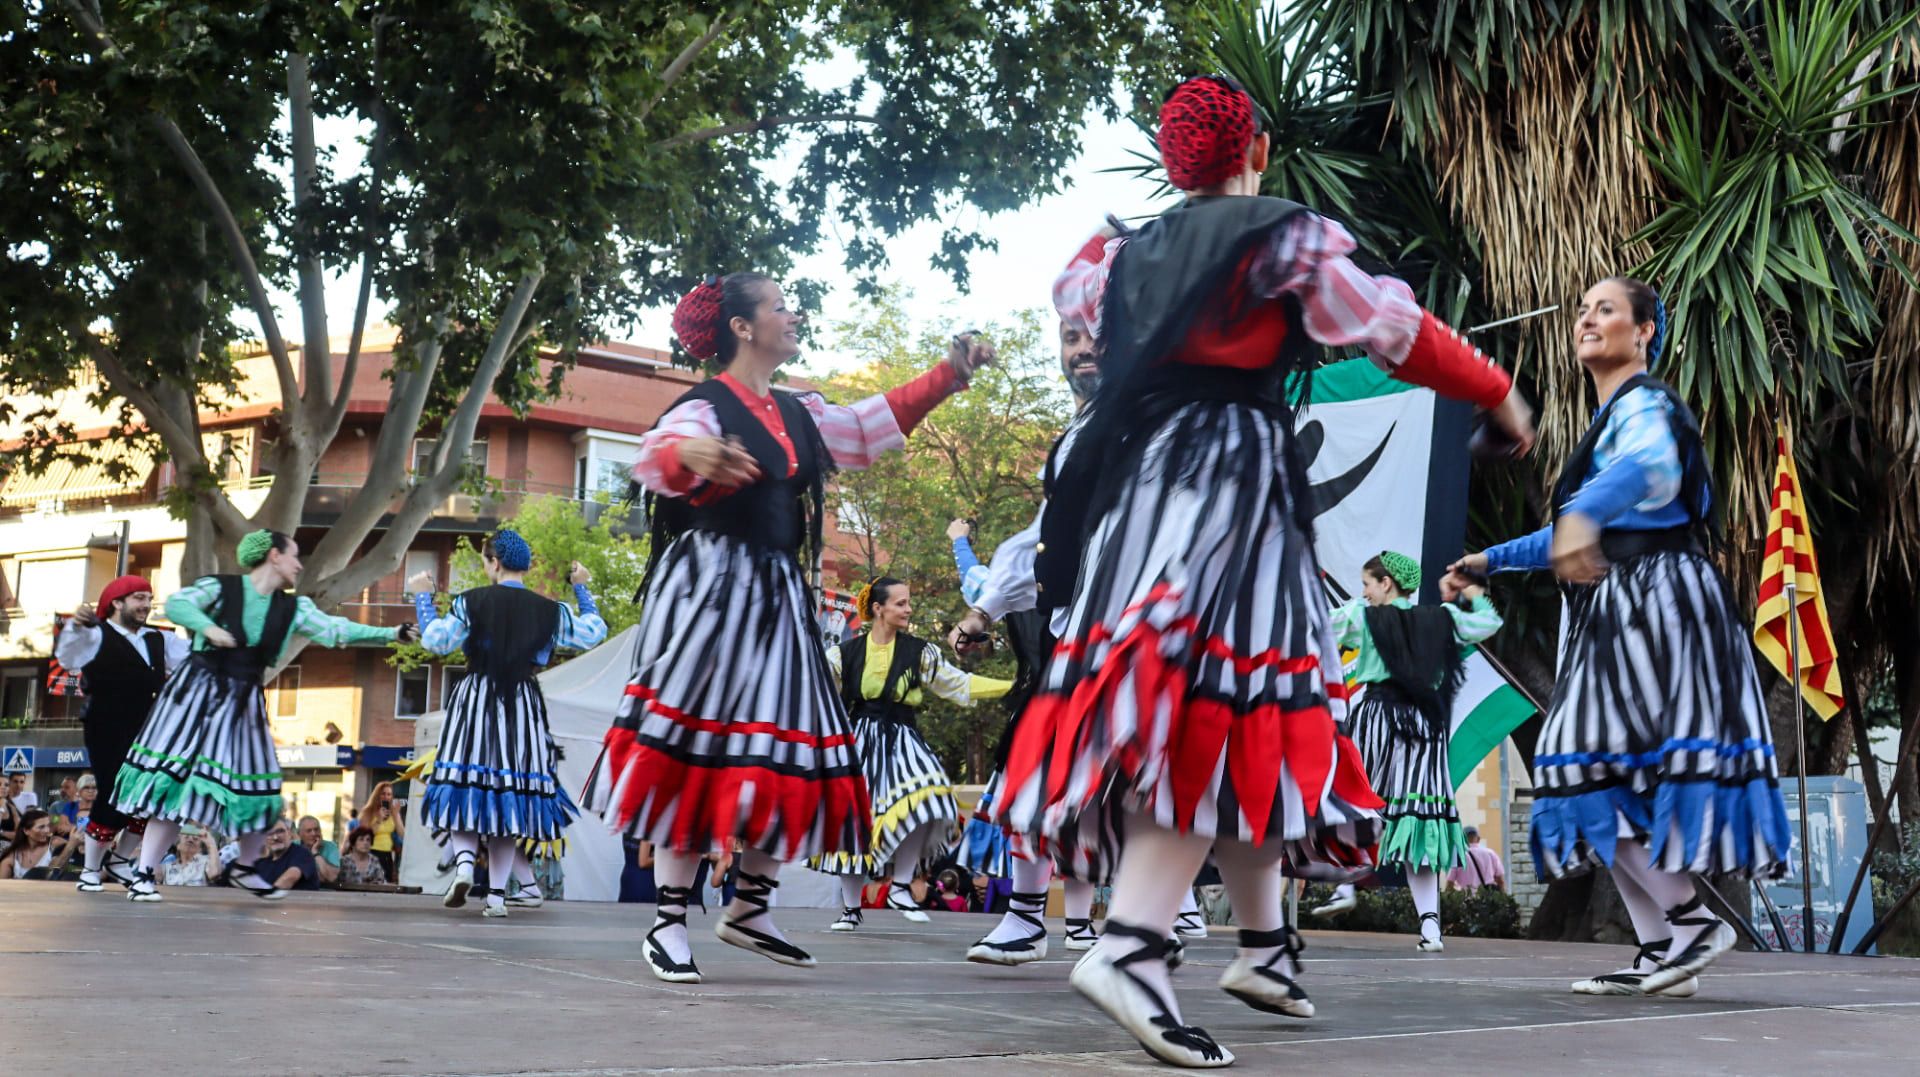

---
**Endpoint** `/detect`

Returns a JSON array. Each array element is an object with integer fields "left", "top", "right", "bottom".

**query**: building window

[
  {"left": 1, "top": 670, "right": 37, "bottom": 722},
  {"left": 396, "top": 665, "right": 431, "bottom": 719},
  {"left": 404, "top": 550, "right": 439, "bottom": 591},
  {"left": 412, "top": 438, "right": 488, "bottom": 478},
  {"left": 274, "top": 665, "right": 301, "bottom": 719},
  {"left": 441, "top": 665, "right": 468, "bottom": 709}
]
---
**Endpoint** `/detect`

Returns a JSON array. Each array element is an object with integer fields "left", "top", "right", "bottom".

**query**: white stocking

[
  {"left": 83, "top": 833, "right": 110, "bottom": 873},
  {"left": 485, "top": 836, "right": 517, "bottom": 908},
  {"left": 1409, "top": 869, "right": 1441, "bottom": 942},
  {"left": 725, "top": 848, "right": 798, "bottom": 947},
  {"left": 1612, "top": 839, "right": 1716, "bottom": 953},
  {"left": 1213, "top": 841, "right": 1286, "bottom": 933},
  {"left": 138, "top": 820, "right": 180, "bottom": 874},
  {"left": 1063, "top": 877, "right": 1095, "bottom": 921},
  {"left": 445, "top": 831, "right": 479, "bottom": 870},
  {"left": 649, "top": 849, "right": 700, "bottom": 966},
  {"left": 839, "top": 874, "right": 866, "bottom": 910},
  {"left": 888, "top": 825, "right": 933, "bottom": 885},
  {"left": 113, "top": 827, "right": 143, "bottom": 862},
  {"left": 981, "top": 855, "right": 1055, "bottom": 945},
  {"left": 1096, "top": 816, "right": 1212, "bottom": 1027}
]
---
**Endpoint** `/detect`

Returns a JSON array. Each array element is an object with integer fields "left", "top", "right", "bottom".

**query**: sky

[{"left": 283, "top": 100, "right": 1180, "bottom": 377}]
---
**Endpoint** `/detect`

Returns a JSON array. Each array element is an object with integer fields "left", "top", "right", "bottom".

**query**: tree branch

[
  {"left": 325, "top": 18, "right": 395, "bottom": 440},
  {"left": 303, "top": 315, "right": 447, "bottom": 576},
  {"left": 636, "top": 15, "right": 730, "bottom": 128},
  {"left": 289, "top": 52, "right": 331, "bottom": 417},
  {"left": 62, "top": 0, "right": 299, "bottom": 406},
  {"left": 307, "top": 274, "right": 543, "bottom": 605},
  {"left": 652, "top": 113, "right": 893, "bottom": 150}
]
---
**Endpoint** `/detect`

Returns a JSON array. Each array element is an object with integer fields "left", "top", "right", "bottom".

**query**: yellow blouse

[{"left": 829, "top": 635, "right": 1012, "bottom": 708}]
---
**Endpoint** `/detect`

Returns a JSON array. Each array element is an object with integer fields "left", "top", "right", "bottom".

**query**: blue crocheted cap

[{"left": 490, "top": 529, "right": 532, "bottom": 572}]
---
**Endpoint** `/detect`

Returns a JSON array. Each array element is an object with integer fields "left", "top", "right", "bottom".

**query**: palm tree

[{"left": 1174, "top": 0, "right": 1920, "bottom": 930}]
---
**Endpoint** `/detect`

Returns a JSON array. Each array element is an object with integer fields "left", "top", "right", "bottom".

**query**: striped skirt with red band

[
  {"left": 582, "top": 530, "right": 871, "bottom": 860},
  {"left": 991, "top": 402, "right": 1383, "bottom": 881}
]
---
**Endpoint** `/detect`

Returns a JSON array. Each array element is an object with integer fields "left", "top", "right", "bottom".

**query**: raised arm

[
  {"left": 1328, "top": 597, "right": 1368, "bottom": 650},
  {"left": 1254, "top": 214, "right": 1513, "bottom": 410},
  {"left": 53, "top": 618, "right": 103, "bottom": 670},
  {"left": 553, "top": 582, "right": 608, "bottom": 651},
  {"left": 417, "top": 594, "right": 471, "bottom": 656},
  {"left": 290, "top": 596, "right": 404, "bottom": 649}
]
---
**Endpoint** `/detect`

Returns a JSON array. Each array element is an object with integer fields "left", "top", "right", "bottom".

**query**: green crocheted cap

[
  {"left": 236, "top": 529, "right": 277, "bottom": 569},
  {"left": 1378, "top": 550, "right": 1421, "bottom": 594}
]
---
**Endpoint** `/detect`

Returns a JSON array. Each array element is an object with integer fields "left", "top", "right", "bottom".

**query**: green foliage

[
  {"left": 0, "top": 0, "right": 1210, "bottom": 589},
  {"left": 808, "top": 287, "right": 1074, "bottom": 779},
  {"left": 1633, "top": 0, "right": 1919, "bottom": 461},
  {"left": 1300, "top": 882, "right": 1523, "bottom": 939},
  {"left": 390, "top": 493, "right": 646, "bottom": 672}
]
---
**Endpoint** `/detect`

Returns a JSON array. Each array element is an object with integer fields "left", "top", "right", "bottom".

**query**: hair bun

[
  {"left": 671, "top": 276, "right": 726, "bottom": 361},
  {"left": 1159, "top": 76, "right": 1256, "bottom": 190}
]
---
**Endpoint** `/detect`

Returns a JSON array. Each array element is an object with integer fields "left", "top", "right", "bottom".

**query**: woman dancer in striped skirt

[
  {"left": 1453, "top": 277, "right": 1791, "bottom": 999},
  {"left": 408, "top": 530, "right": 607, "bottom": 918},
  {"left": 1311, "top": 552, "right": 1502, "bottom": 952},
  {"left": 583, "top": 272, "right": 992, "bottom": 984},
  {"left": 113, "top": 530, "right": 415, "bottom": 901},
  {"left": 991, "top": 75, "right": 1536, "bottom": 1067},
  {"left": 814, "top": 577, "right": 1010, "bottom": 930}
]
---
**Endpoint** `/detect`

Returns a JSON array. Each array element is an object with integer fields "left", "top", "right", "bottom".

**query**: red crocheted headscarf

[
  {"left": 1158, "top": 76, "right": 1260, "bottom": 191},
  {"left": 671, "top": 276, "right": 726, "bottom": 361}
]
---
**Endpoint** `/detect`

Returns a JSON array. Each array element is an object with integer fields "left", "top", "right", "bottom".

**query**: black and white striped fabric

[
  {"left": 1349, "top": 692, "right": 1462, "bottom": 871},
  {"left": 424, "top": 674, "right": 576, "bottom": 840},
  {"left": 992, "top": 403, "right": 1382, "bottom": 882},
  {"left": 1531, "top": 550, "right": 1792, "bottom": 879},
  {"left": 110, "top": 658, "right": 283, "bottom": 836},
  {"left": 812, "top": 715, "right": 958, "bottom": 877},
  {"left": 584, "top": 531, "right": 869, "bottom": 860}
]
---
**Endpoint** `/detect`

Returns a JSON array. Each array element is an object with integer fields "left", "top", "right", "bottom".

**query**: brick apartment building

[{"left": 0, "top": 328, "right": 865, "bottom": 839}]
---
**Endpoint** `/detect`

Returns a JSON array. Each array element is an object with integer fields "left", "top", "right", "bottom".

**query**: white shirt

[
  {"left": 970, "top": 409, "right": 1091, "bottom": 638},
  {"left": 10, "top": 791, "right": 39, "bottom": 812},
  {"left": 54, "top": 618, "right": 190, "bottom": 674}
]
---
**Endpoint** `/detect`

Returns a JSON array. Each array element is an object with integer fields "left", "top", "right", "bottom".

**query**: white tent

[{"left": 402, "top": 626, "right": 845, "bottom": 905}]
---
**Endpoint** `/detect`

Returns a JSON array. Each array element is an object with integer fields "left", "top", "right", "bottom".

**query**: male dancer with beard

[
  {"left": 949, "top": 247, "right": 1116, "bottom": 965},
  {"left": 53, "top": 576, "right": 190, "bottom": 892}
]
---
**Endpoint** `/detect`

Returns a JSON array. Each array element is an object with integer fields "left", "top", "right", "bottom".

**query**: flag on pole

[
  {"left": 1303, "top": 358, "right": 1537, "bottom": 789},
  {"left": 1753, "top": 421, "right": 1843, "bottom": 720}
]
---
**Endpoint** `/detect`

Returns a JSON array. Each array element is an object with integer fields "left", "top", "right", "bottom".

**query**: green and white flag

[{"left": 1299, "top": 358, "right": 1536, "bottom": 790}]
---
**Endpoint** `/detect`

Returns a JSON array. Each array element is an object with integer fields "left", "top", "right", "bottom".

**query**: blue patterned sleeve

[
  {"left": 413, "top": 592, "right": 437, "bottom": 634},
  {"left": 1484, "top": 524, "right": 1553, "bottom": 573},
  {"left": 552, "top": 583, "right": 608, "bottom": 651},
  {"left": 1565, "top": 387, "right": 1682, "bottom": 525},
  {"left": 421, "top": 595, "right": 471, "bottom": 655}
]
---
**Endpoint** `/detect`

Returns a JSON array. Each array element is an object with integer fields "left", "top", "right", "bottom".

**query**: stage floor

[{"left": 4, "top": 882, "right": 1917, "bottom": 1074}]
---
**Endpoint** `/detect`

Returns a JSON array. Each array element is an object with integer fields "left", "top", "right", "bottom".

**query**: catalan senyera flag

[{"left": 1753, "top": 421, "right": 1843, "bottom": 720}]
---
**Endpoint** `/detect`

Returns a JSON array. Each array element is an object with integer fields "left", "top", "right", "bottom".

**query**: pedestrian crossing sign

[{"left": 2, "top": 746, "right": 33, "bottom": 773}]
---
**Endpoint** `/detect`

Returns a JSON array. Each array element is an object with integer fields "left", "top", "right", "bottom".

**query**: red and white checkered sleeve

[
  {"left": 1052, "top": 231, "right": 1125, "bottom": 340},
  {"left": 631, "top": 398, "right": 722, "bottom": 496},
  {"left": 1256, "top": 214, "right": 1511, "bottom": 408},
  {"left": 798, "top": 392, "right": 906, "bottom": 471}
]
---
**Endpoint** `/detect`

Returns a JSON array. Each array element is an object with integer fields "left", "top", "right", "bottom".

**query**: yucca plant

[{"left": 1634, "top": 0, "right": 1920, "bottom": 542}]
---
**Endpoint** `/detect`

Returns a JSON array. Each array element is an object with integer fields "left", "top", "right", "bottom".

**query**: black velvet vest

[
  {"left": 1036, "top": 195, "right": 1315, "bottom": 611},
  {"left": 80, "top": 626, "right": 168, "bottom": 726},
  {"left": 641, "top": 379, "right": 832, "bottom": 597},
  {"left": 196, "top": 575, "right": 297, "bottom": 682},
  {"left": 460, "top": 584, "right": 562, "bottom": 682},
  {"left": 838, "top": 631, "right": 928, "bottom": 727}
]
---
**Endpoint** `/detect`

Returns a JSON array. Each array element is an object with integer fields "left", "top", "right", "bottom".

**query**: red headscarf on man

[
  {"left": 1157, "top": 76, "right": 1258, "bottom": 191},
  {"left": 95, "top": 575, "right": 152, "bottom": 621}
]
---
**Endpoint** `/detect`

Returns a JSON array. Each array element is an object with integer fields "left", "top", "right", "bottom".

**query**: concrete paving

[{"left": 3, "top": 881, "right": 1918, "bottom": 1075}]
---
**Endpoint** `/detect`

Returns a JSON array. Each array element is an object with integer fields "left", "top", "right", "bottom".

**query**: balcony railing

[{"left": 304, "top": 474, "right": 642, "bottom": 534}]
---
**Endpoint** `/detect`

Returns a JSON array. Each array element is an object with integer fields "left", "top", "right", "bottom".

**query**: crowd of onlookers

[{"left": 1, "top": 769, "right": 412, "bottom": 891}]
